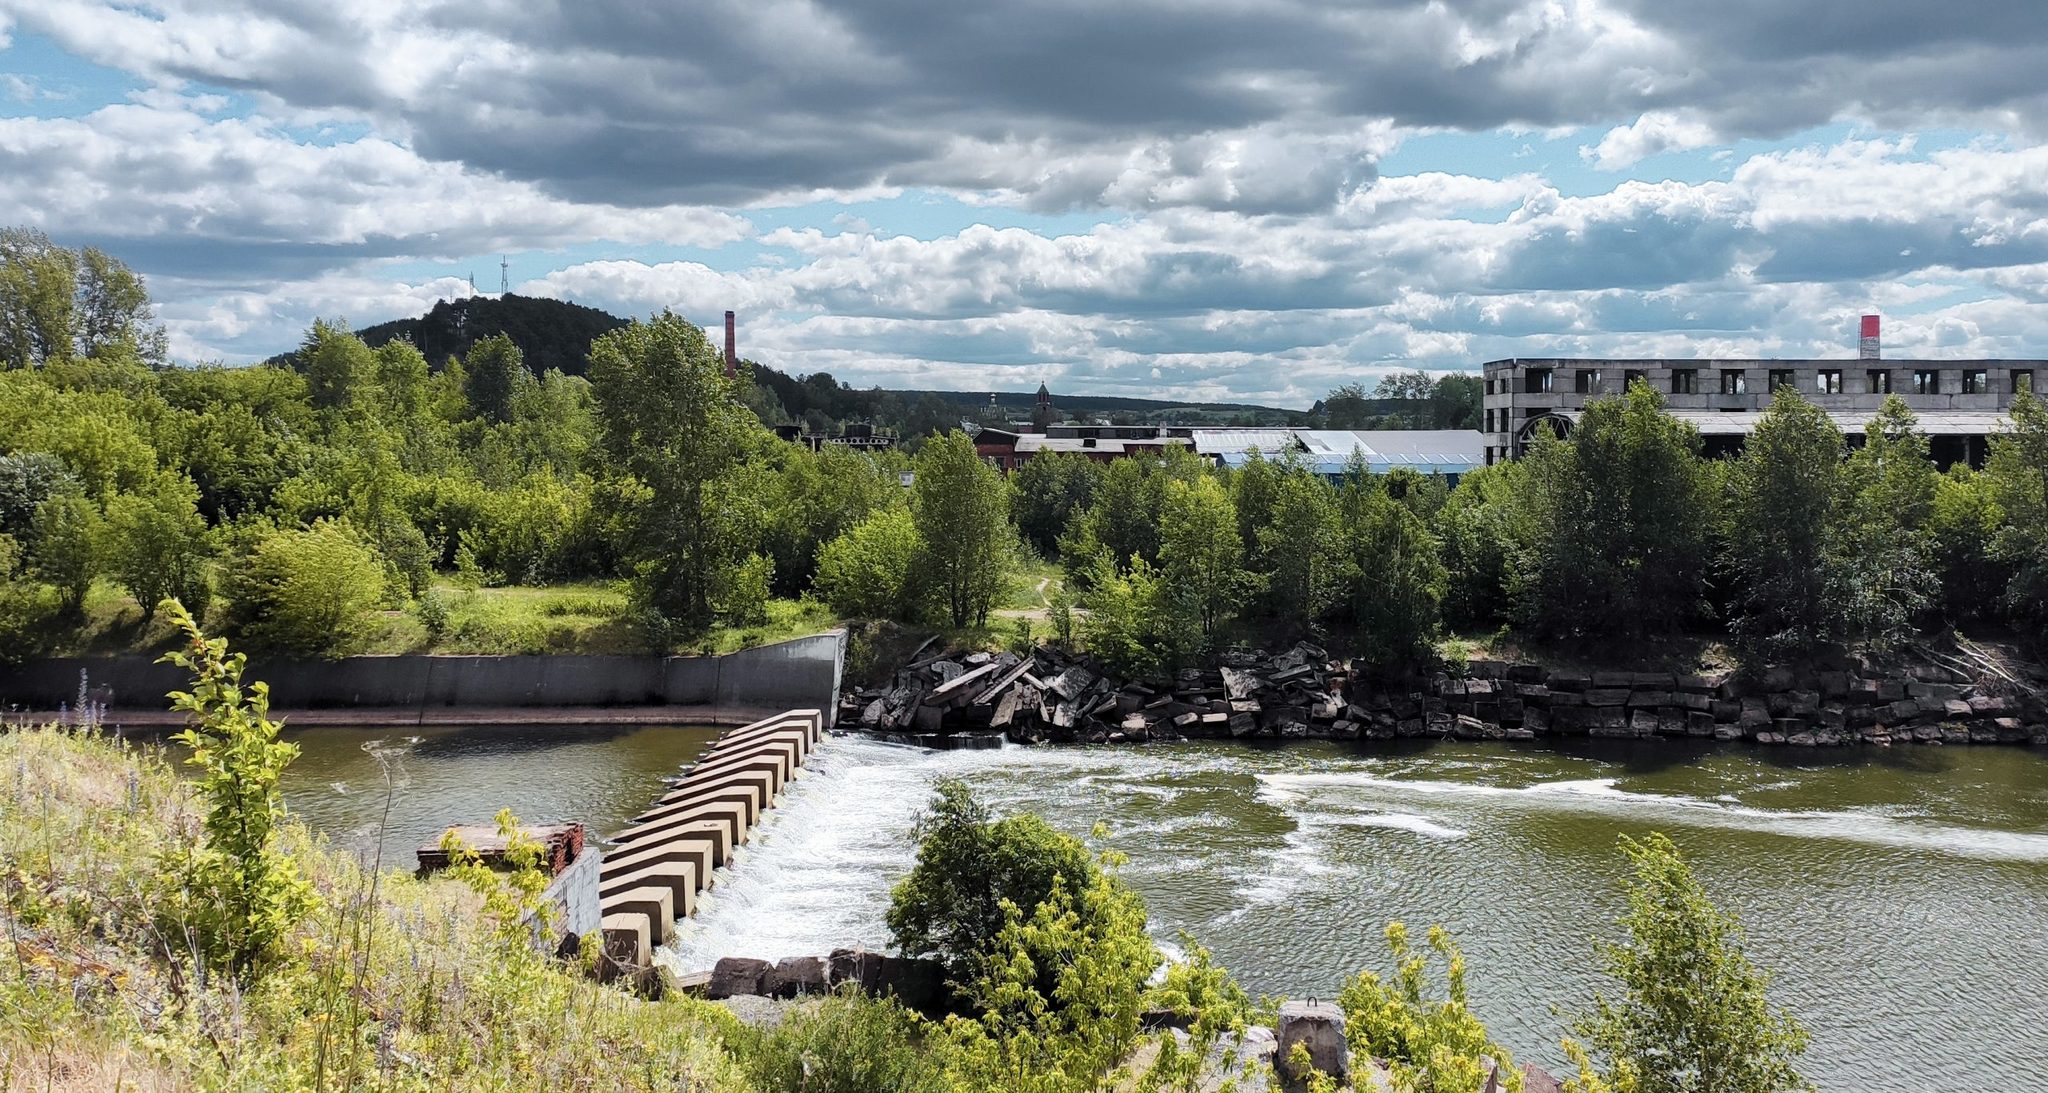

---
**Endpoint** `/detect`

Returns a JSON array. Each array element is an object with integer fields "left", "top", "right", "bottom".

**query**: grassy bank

[
  {"left": 54, "top": 580, "right": 841, "bottom": 659},
  {"left": 0, "top": 723, "right": 759, "bottom": 1091}
]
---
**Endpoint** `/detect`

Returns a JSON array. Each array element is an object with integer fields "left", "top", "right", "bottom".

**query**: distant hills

[
  {"left": 269, "top": 294, "right": 1305, "bottom": 422},
  {"left": 265, "top": 294, "right": 629, "bottom": 375}
]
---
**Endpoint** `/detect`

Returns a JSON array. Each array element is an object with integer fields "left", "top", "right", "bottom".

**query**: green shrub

[
  {"left": 719, "top": 551, "right": 773, "bottom": 626},
  {"left": 814, "top": 505, "right": 925, "bottom": 620},
  {"left": 1336, "top": 922, "right": 1522, "bottom": 1093},
  {"left": 220, "top": 517, "right": 386, "bottom": 655},
  {"left": 733, "top": 988, "right": 949, "bottom": 1093},
  {"left": 887, "top": 779, "right": 1099, "bottom": 982},
  {"left": 1571, "top": 833, "right": 1812, "bottom": 1093},
  {"left": 152, "top": 601, "right": 316, "bottom": 982}
]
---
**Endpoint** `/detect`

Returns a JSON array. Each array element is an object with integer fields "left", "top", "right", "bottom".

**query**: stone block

[
  {"left": 1628, "top": 690, "right": 1673, "bottom": 709},
  {"left": 769, "top": 956, "right": 828, "bottom": 998},
  {"left": 1277, "top": 1001, "right": 1348, "bottom": 1082},
  {"left": 1585, "top": 688, "right": 1630, "bottom": 707},
  {"left": 1591, "top": 670, "right": 1634, "bottom": 688},
  {"left": 708, "top": 956, "right": 771, "bottom": 999},
  {"left": 1630, "top": 672, "right": 1677, "bottom": 689},
  {"left": 828, "top": 947, "right": 887, "bottom": 991},
  {"left": 1547, "top": 671, "right": 1591, "bottom": 692},
  {"left": 1629, "top": 710, "right": 1659, "bottom": 736},
  {"left": 1673, "top": 691, "right": 1711, "bottom": 712},
  {"left": 1686, "top": 711, "right": 1715, "bottom": 736}
]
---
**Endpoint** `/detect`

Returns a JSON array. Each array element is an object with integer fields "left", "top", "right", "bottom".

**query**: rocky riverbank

[{"left": 840, "top": 641, "right": 2048, "bottom": 748}]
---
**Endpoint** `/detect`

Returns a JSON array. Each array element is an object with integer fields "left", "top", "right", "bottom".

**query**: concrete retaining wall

[
  {"left": 0, "top": 631, "right": 846, "bottom": 727},
  {"left": 545, "top": 844, "right": 605, "bottom": 939}
]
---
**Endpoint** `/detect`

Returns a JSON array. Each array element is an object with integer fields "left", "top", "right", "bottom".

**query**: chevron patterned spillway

[{"left": 593, "top": 709, "right": 825, "bottom": 988}]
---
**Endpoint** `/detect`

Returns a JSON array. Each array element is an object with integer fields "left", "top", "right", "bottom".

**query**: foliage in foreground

[
  {"left": 1336, "top": 923, "right": 1522, "bottom": 1093},
  {"left": 1571, "top": 833, "right": 1813, "bottom": 1093}
]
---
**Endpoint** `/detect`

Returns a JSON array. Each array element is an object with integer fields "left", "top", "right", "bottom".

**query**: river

[{"left": 277, "top": 726, "right": 2048, "bottom": 1089}]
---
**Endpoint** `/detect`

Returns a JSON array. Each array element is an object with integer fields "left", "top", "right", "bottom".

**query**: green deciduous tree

[
  {"left": 1344, "top": 478, "right": 1446, "bottom": 673},
  {"left": 1926, "top": 465, "right": 2006, "bottom": 623},
  {"left": 297, "top": 319, "right": 379, "bottom": 414},
  {"left": 1259, "top": 466, "right": 1346, "bottom": 628},
  {"left": 28, "top": 490, "right": 104, "bottom": 612},
  {"left": 588, "top": 312, "right": 764, "bottom": 634},
  {"left": 1572, "top": 833, "right": 1811, "bottom": 1093},
  {"left": 220, "top": 518, "right": 386, "bottom": 655},
  {"left": 1513, "top": 382, "right": 1715, "bottom": 645},
  {"left": 1158, "top": 475, "right": 1248, "bottom": 641},
  {"left": 107, "top": 471, "right": 213, "bottom": 619},
  {"left": 1839, "top": 397, "right": 1937, "bottom": 647},
  {"left": 1077, "top": 554, "right": 1175, "bottom": 678},
  {"left": 1985, "top": 391, "right": 2048, "bottom": 625},
  {"left": 0, "top": 227, "right": 166, "bottom": 368},
  {"left": 463, "top": 333, "right": 531, "bottom": 424},
  {"left": 1010, "top": 452, "right": 1101, "bottom": 558},
  {"left": 1724, "top": 388, "right": 1849, "bottom": 661},
  {"left": 910, "top": 431, "right": 1009, "bottom": 628},
  {"left": 814, "top": 505, "right": 925, "bottom": 620},
  {"left": 887, "top": 779, "right": 1099, "bottom": 982}
]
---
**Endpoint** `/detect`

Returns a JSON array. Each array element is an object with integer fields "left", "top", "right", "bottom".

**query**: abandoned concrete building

[{"left": 1481, "top": 317, "right": 2037, "bottom": 466}]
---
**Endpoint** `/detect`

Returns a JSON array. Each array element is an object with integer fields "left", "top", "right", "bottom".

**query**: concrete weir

[{"left": 595, "top": 708, "right": 825, "bottom": 986}]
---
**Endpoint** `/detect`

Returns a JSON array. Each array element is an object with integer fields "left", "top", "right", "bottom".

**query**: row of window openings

[{"left": 1509, "top": 368, "right": 2029, "bottom": 399}]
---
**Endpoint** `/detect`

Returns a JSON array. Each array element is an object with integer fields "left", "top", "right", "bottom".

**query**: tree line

[{"left": 3, "top": 231, "right": 2043, "bottom": 670}]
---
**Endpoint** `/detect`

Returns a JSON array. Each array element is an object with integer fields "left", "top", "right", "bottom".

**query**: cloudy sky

[{"left": 3, "top": 0, "right": 2046, "bottom": 406}]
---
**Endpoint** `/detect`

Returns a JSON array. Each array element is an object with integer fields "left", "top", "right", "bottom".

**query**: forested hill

[
  {"left": 263, "top": 294, "right": 629, "bottom": 376},
  {"left": 266, "top": 295, "right": 1303, "bottom": 424}
]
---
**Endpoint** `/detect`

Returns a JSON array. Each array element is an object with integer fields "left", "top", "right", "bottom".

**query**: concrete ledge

[
  {"left": 599, "top": 860, "right": 701, "bottom": 919},
  {"left": 603, "top": 836, "right": 718, "bottom": 890},
  {"left": 613, "top": 801, "right": 750, "bottom": 848},
  {"left": 605, "top": 887, "right": 676, "bottom": 945},
  {"left": 677, "top": 746, "right": 797, "bottom": 792},
  {"left": 658, "top": 770, "right": 774, "bottom": 819},
  {"left": 598, "top": 913, "right": 653, "bottom": 983},
  {"left": 0, "top": 637, "right": 845, "bottom": 727}
]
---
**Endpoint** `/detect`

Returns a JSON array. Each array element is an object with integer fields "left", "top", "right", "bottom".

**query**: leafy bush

[
  {"left": 813, "top": 505, "right": 925, "bottom": 620},
  {"left": 732, "top": 988, "right": 950, "bottom": 1093},
  {"left": 105, "top": 471, "right": 213, "bottom": 619},
  {"left": 888, "top": 779, "right": 1101, "bottom": 982},
  {"left": 1570, "top": 833, "right": 1812, "bottom": 1093},
  {"left": 1336, "top": 922, "right": 1522, "bottom": 1093},
  {"left": 151, "top": 601, "right": 316, "bottom": 982},
  {"left": 220, "top": 517, "right": 386, "bottom": 654},
  {"left": 718, "top": 551, "right": 774, "bottom": 626}
]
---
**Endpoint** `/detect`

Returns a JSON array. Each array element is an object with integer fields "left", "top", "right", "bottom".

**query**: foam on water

[{"left": 1255, "top": 770, "right": 2048, "bottom": 863}]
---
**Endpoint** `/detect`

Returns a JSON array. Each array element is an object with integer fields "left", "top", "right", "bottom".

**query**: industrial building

[{"left": 1480, "top": 316, "right": 2036, "bottom": 465}]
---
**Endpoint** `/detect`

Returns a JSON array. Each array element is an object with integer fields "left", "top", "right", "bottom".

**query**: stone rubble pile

[{"left": 841, "top": 642, "right": 2048, "bottom": 748}]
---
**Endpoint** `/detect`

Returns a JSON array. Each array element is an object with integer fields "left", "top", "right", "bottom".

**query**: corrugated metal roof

[{"left": 1191, "top": 429, "right": 1298, "bottom": 456}]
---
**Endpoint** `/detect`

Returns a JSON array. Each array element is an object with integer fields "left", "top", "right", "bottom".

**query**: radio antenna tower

[{"left": 500, "top": 256, "right": 510, "bottom": 295}]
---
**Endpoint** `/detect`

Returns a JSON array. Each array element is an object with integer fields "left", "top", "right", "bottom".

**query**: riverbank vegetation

[
  {"left": 5, "top": 232, "right": 2041, "bottom": 684},
  {"left": 1, "top": 619, "right": 1812, "bottom": 1090}
]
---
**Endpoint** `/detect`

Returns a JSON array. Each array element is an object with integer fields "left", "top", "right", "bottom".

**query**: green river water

[{"left": 277, "top": 727, "right": 2048, "bottom": 1089}]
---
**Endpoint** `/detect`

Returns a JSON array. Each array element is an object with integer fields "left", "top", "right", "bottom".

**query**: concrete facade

[
  {"left": 0, "top": 631, "right": 846, "bottom": 727},
  {"left": 1480, "top": 357, "right": 2038, "bottom": 464}
]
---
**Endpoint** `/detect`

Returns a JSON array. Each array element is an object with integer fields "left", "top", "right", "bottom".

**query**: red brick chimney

[{"left": 724, "top": 310, "right": 738, "bottom": 378}]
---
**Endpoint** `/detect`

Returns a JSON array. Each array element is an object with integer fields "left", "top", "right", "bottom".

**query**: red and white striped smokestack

[
  {"left": 1859, "top": 314, "right": 1880, "bottom": 360},
  {"left": 724, "top": 310, "right": 737, "bottom": 378}
]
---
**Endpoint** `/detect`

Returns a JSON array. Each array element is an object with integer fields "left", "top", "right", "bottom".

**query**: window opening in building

[
  {"left": 1575, "top": 369, "right": 1601, "bottom": 394},
  {"left": 1914, "top": 370, "right": 1939, "bottom": 394},
  {"left": 1817, "top": 370, "right": 1843, "bottom": 394},
  {"left": 1485, "top": 379, "right": 1495, "bottom": 396},
  {"left": 1962, "top": 369, "right": 1987, "bottom": 394},
  {"left": 1526, "top": 369, "right": 1553, "bottom": 394},
  {"left": 1671, "top": 368, "right": 1698, "bottom": 395},
  {"left": 1769, "top": 369, "right": 1795, "bottom": 391},
  {"left": 1868, "top": 369, "right": 1892, "bottom": 394},
  {"left": 1624, "top": 369, "right": 1646, "bottom": 388},
  {"left": 2015, "top": 370, "right": 2035, "bottom": 395},
  {"left": 1720, "top": 370, "right": 1747, "bottom": 395}
]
